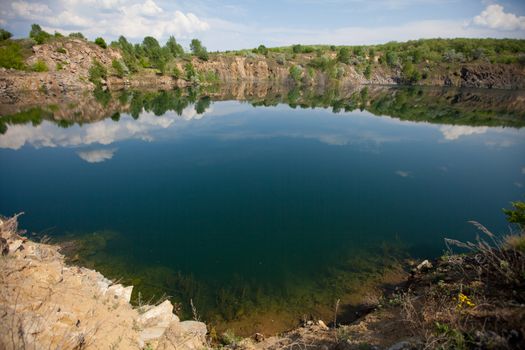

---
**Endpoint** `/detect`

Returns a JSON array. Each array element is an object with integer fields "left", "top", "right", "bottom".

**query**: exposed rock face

[
  {"left": 1, "top": 38, "right": 523, "bottom": 96},
  {"left": 459, "top": 64, "right": 525, "bottom": 89},
  {"left": 0, "top": 215, "right": 208, "bottom": 350}
]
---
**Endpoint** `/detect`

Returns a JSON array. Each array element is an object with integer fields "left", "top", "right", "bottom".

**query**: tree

[
  {"left": 402, "top": 62, "right": 421, "bottom": 84},
  {"left": 257, "top": 44, "right": 268, "bottom": 55},
  {"left": 29, "top": 24, "right": 51, "bottom": 44},
  {"left": 94, "top": 37, "right": 107, "bottom": 49},
  {"left": 190, "top": 38, "right": 208, "bottom": 61},
  {"left": 337, "top": 47, "right": 350, "bottom": 64},
  {"left": 166, "top": 36, "right": 184, "bottom": 57},
  {"left": 0, "top": 28, "right": 12, "bottom": 41},
  {"left": 142, "top": 36, "right": 167, "bottom": 71}
]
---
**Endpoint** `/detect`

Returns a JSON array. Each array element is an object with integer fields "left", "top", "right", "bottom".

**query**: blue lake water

[{"left": 0, "top": 86, "right": 524, "bottom": 333}]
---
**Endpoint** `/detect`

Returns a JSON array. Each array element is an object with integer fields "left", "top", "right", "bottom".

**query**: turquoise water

[{"left": 0, "top": 86, "right": 524, "bottom": 331}]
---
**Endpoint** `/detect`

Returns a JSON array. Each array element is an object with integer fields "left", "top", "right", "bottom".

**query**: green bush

[
  {"left": 32, "top": 59, "right": 48, "bottom": 72},
  {"left": 257, "top": 44, "right": 268, "bottom": 55},
  {"left": 337, "top": 47, "right": 350, "bottom": 64},
  {"left": 185, "top": 62, "right": 196, "bottom": 81},
  {"left": 94, "top": 37, "right": 107, "bottom": 49},
  {"left": 364, "top": 64, "right": 372, "bottom": 79},
  {"left": 69, "top": 32, "right": 86, "bottom": 40},
  {"left": 0, "top": 28, "right": 12, "bottom": 41},
  {"left": 29, "top": 24, "right": 51, "bottom": 44},
  {"left": 0, "top": 41, "right": 25, "bottom": 69},
  {"left": 56, "top": 47, "right": 67, "bottom": 54},
  {"left": 112, "top": 59, "right": 127, "bottom": 78},
  {"left": 88, "top": 59, "right": 107, "bottom": 85},
  {"left": 172, "top": 66, "right": 181, "bottom": 79},
  {"left": 289, "top": 65, "right": 303, "bottom": 83},
  {"left": 402, "top": 62, "right": 421, "bottom": 84}
]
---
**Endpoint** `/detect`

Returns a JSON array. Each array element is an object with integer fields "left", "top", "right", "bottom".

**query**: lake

[{"left": 1, "top": 85, "right": 524, "bottom": 334}]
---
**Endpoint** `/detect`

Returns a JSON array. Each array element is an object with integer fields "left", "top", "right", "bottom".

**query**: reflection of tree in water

[{"left": 1, "top": 86, "right": 524, "bottom": 134}]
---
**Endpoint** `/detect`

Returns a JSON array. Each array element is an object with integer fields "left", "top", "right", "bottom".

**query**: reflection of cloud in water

[
  {"left": 395, "top": 170, "right": 411, "bottom": 178},
  {"left": 77, "top": 149, "right": 116, "bottom": 163},
  {"left": 522, "top": 167, "right": 525, "bottom": 175},
  {"left": 440, "top": 125, "right": 489, "bottom": 140},
  {"left": 0, "top": 108, "right": 202, "bottom": 150},
  {"left": 515, "top": 182, "right": 524, "bottom": 188}
]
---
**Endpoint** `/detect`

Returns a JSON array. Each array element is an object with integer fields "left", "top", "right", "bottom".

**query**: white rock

[
  {"left": 318, "top": 320, "right": 329, "bottom": 330},
  {"left": 179, "top": 321, "right": 207, "bottom": 337},
  {"left": 139, "top": 300, "right": 178, "bottom": 327},
  {"left": 107, "top": 284, "right": 133, "bottom": 303},
  {"left": 9, "top": 239, "right": 23, "bottom": 254},
  {"left": 416, "top": 259, "right": 433, "bottom": 271},
  {"left": 140, "top": 326, "right": 167, "bottom": 342}
]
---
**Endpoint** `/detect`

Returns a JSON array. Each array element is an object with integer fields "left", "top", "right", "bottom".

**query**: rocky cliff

[{"left": 1, "top": 38, "right": 524, "bottom": 96}]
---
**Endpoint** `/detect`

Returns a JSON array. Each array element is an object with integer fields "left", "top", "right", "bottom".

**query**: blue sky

[{"left": 1, "top": 0, "right": 524, "bottom": 50}]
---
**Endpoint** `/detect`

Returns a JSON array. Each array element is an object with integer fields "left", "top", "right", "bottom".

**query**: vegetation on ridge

[{"left": 0, "top": 24, "right": 524, "bottom": 88}]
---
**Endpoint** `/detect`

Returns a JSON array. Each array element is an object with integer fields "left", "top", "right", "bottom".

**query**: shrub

[
  {"left": 69, "top": 32, "right": 86, "bottom": 40},
  {"left": 364, "top": 64, "right": 372, "bottom": 79},
  {"left": 29, "top": 24, "right": 51, "bottom": 44},
  {"left": 257, "top": 44, "right": 268, "bottom": 55},
  {"left": 111, "top": 59, "right": 127, "bottom": 78},
  {"left": 289, "top": 65, "right": 303, "bottom": 83},
  {"left": 0, "top": 41, "right": 25, "bottom": 69},
  {"left": 32, "top": 59, "right": 48, "bottom": 72},
  {"left": 56, "top": 47, "right": 67, "bottom": 54},
  {"left": 56, "top": 62, "right": 63, "bottom": 71},
  {"left": 184, "top": 62, "right": 196, "bottom": 81},
  {"left": 0, "top": 28, "right": 12, "bottom": 41},
  {"left": 385, "top": 51, "right": 398, "bottom": 67},
  {"left": 88, "top": 59, "right": 107, "bottom": 85},
  {"left": 503, "top": 201, "right": 525, "bottom": 228},
  {"left": 94, "top": 37, "right": 107, "bottom": 49},
  {"left": 402, "top": 62, "right": 421, "bottom": 84},
  {"left": 172, "top": 66, "right": 181, "bottom": 79},
  {"left": 337, "top": 47, "right": 350, "bottom": 64}
]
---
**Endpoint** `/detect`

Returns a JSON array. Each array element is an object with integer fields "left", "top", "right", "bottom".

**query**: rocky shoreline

[
  {"left": 0, "top": 215, "right": 208, "bottom": 350},
  {"left": 2, "top": 211, "right": 524, "bottom": 350}
]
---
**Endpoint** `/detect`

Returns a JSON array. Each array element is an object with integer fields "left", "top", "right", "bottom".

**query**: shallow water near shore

[{"left": 1, "top": 85, "right": 524, "bottom": 334}]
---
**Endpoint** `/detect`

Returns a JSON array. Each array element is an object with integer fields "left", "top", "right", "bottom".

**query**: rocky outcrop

[
  {"left": 1, "top": 38, "right": 524, "bottom": 97},
  {"left": 0, "top": 214, "right": 208, "bottom": 350}
]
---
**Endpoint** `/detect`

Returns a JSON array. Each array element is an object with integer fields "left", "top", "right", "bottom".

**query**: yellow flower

[{"left": 456, "top": 293, "right": 475, "bottom": 308}]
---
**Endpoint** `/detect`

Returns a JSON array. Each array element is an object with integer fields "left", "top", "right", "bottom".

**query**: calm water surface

[{"left": 1, "top": 86, "right": 524, "bottom": 333}]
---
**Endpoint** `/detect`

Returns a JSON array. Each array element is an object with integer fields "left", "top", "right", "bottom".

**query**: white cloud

[
  {"left": 439, "top": 125, "right": 489, "bottom": 141},
  {"left": 11, "top": 1, "right": 51, "bottom": 19},
  {"left": 472, "top": 4, "right": 525, "bottom": 31},
  {"left": 77, "top": 148, "right": 116, "bottom": 163},
  {"left": 5, "top": 0, "right": 209, "bottom": 41}
]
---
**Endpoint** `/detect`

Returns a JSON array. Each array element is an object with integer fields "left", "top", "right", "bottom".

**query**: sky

[{"left": 0, "top": 0, "right": 524, "bottom": 51}]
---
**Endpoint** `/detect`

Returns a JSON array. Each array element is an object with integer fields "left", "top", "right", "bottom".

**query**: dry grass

[{"left": 400, "top": 222, "right": 525, "bottom": 349}]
